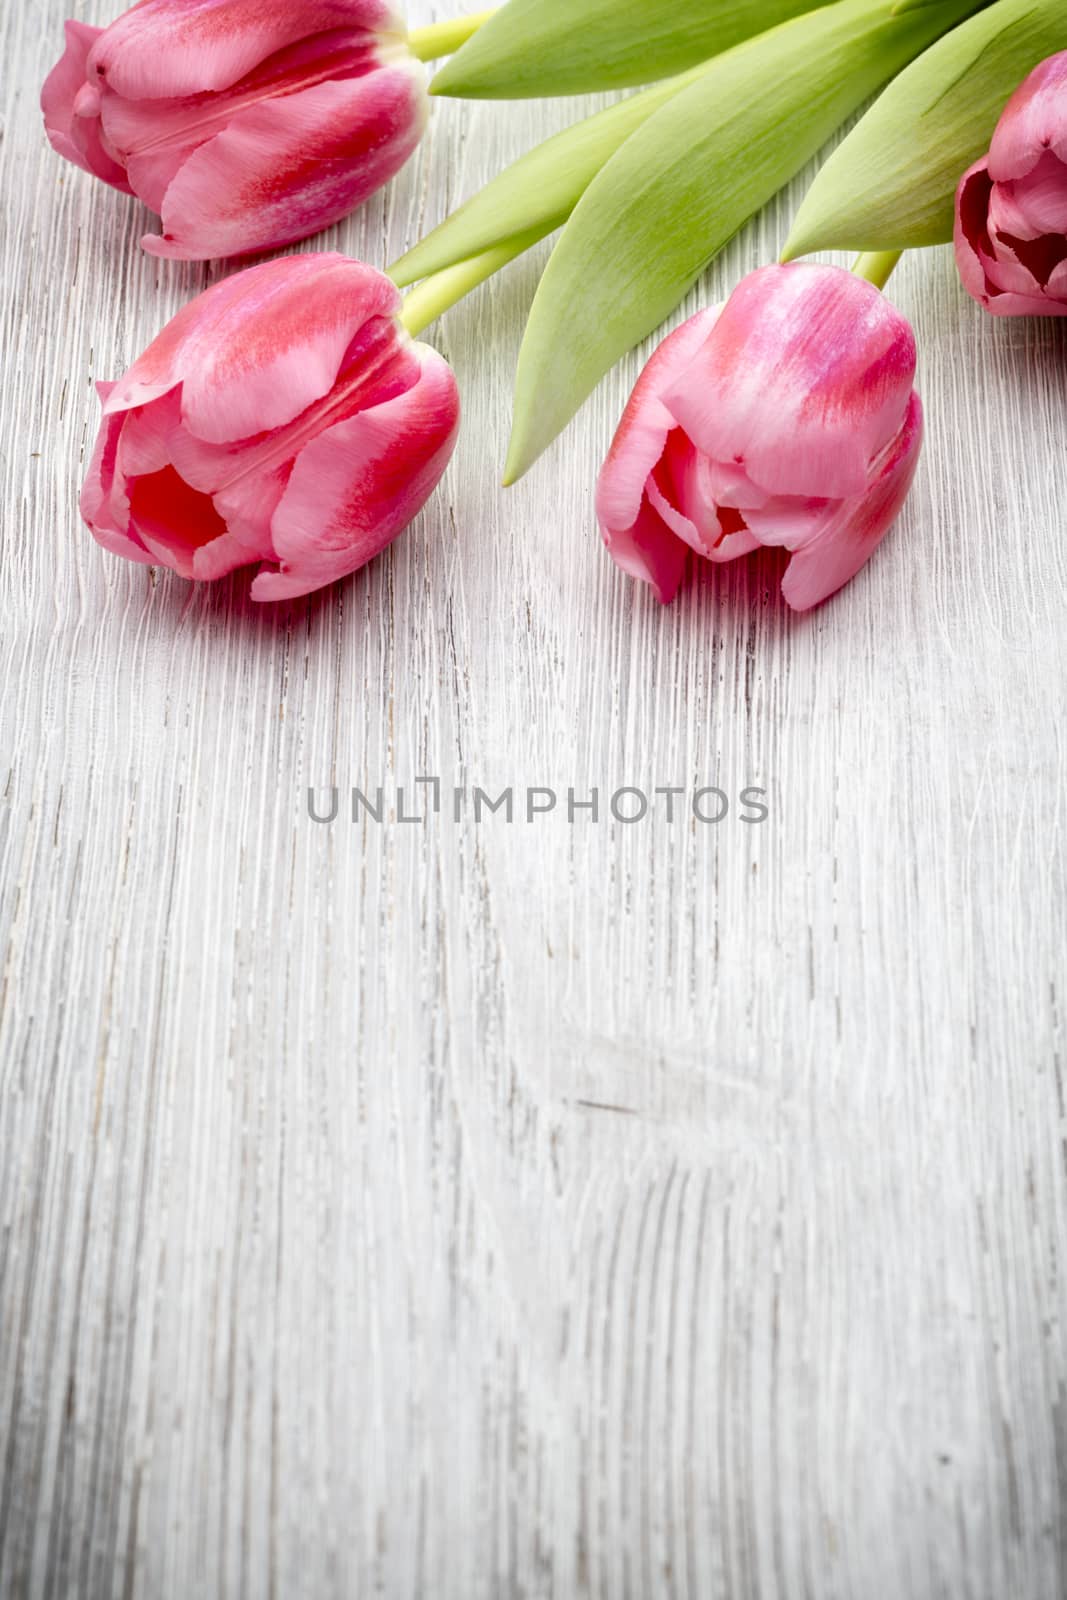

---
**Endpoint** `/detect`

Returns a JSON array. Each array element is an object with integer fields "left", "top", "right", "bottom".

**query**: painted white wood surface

[{"left": 2, "top": 2, "right": 1066, "bottom": 1596}]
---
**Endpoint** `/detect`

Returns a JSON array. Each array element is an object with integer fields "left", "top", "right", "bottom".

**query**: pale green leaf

[
  {"left": 505, "top": 0, "right": 987, "bottom": 482},
  {"left": 784, "top": 0, "right": 1067, "bottom": 256},
  {"left": 391, "top": 69, "right": 705, "bottom": 287},
  {"left": 430, "top": 0, "right": 826, "bottom": 99}
]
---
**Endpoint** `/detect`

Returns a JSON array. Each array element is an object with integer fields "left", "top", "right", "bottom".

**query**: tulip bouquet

[{"left": 41, "top": 0, "right": 1067, "bottom": 611}]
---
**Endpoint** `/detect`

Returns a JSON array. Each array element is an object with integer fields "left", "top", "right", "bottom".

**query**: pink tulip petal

[
  {"left": 596, "top": 305, "right": 763, "bottom": 596},
  {"left": 702, "top": 457, "right": 769, "bottom": 511},
  {"left": 80, "top": 409, "right": 151, "bottom": 563},
  {"left": 706, "top": 518, "right": 760, "bottom": 564},
  {"left": 600, "top": 496, "right": 690, "bottom": 606},
  {"left": 1001, "top": 150, "right": 1067, "bottom": 238},
  {"left": 86, "top": 0, "right": 403, "bottom": 100},
  {"left": 740, "top": 495, "right": 840, "bottom": 552},
  {"left": 96, "top": 83, "right": 203, "bottom": 172},
  {"left": 188, "top": 530, "right": 265, "bottom": 581},
  {"left": 995, "top": 231, "right": 1067, "bottom": 295},
  {"left": 41, "top": 20, "right": 99, "bottom": 168},
  {"left": 143, "top": 65, "right": 425, "bottom": 260},
  {"left": 595, "top": 309, "right": 721, "bottom": 536},
  {"left": 42, "top": 20, "right": 133, "bottom": 191},
  {"left": 127, "top": 463, "right": 231, "bottom": 576},
  {"left": 91, "top": 519, "right": 153, "bottom": 566},
  {"left": 163, "top": 314, "right": 419, "bottom": 498},
  {"left": 107, "top": 392, "right": 290, "bottom": 577},
  {"left": 988, "top": 50, "right": 1067, "bottom": 182},
  {"left": 644, "top": 465, "right": 712, "bottom": 557},
  {"left": 97, "top": 27, "right": 383, "bottom": 156},
  {"left": 99, "top": 400, "right": 149, "bottom": 542},
  {"left": 105, "top": 254, "right": 400, "bottom": 442},
  {"left": 124, "top": 142, "right": 195, "bottom": 216},
  {"left": 955, "top": 162, "right": 997, "bottom": 303},
  {"left": 251, "top": 345, "right": 459, "bottom": 600},
  {"left": 663, "top": 264, "right": 917, "bottom": 501},
  {"left": 777, "top": 393, "right": 923, "bottom": 612},
  {"left": 981, "top": 244, "right": 1045, "bottom": 298},
  {"left": 988, "top": 177, "right": 1043, "bottom": 243},
  {"left": 206, "top": 466, "right": 291, "bottom": 564},
  {"left": 97, "top": 25, "right": 413, "bottom": 227},
  {"left": 976, "top": 286, "right": 1067, "bottom": 318},
  {"left": 647, "top": 432, "right": 759, "bottom": 563},
  {"left": 114, "top": 388, "right": 186, "bottom": 479},
  {"left": 595, "top": 309, "right": 721, "bottom": 594}
]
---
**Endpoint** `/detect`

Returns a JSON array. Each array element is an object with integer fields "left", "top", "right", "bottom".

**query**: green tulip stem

[
  {"left": 407, "top": 11, "right": 496, "bottom": 62},
  {"left": 394, "top": 228, "right": 548, "bottom": 337},
  {"left": 851, "top": 250, "right": 904, "bottom": 292}
]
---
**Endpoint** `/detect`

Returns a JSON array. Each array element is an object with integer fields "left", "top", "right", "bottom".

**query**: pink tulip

[
  {"left": 595, "top": 263, "right": 923, "bottom": 612},
  {"left": 80, "top": 254, "right": 460, "bottom": 601},
  {"left": 42, "top": 0, "right": 427, "bottom": 260},
  {"left": 955, "top": 51, "right": 1067, "bottom": 317}
]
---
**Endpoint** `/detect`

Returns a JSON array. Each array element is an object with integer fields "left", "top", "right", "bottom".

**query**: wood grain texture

[{"left": 2, "top": 3, "right": 1066, "bottom": 1596}]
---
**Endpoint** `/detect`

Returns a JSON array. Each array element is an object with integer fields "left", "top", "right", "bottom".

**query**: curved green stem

[
  {"left": 851, "top": 250, "right": 904, "bottom": 292},
  {"left": 407, "top": 10, "right": 496, "bottom": 62},
  {"left": 393, "top": 226, "right": 549, "bottom": 337}
]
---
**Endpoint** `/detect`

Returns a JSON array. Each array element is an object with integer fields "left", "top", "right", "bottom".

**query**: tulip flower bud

[
  {"left": 955, "top": 51, "right": 1067, "bottom": 317},
  {"left": 80, "top": 255, "right": 460, "bottom": 600},
  {"left": 596, "top": 264, "right": 923, "bottom": 612},
  {"left": 42, "top": 0, "right": 428, "bottom": 260}
]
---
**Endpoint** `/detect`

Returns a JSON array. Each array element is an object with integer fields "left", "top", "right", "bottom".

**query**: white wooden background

[{"left": 2, "top": 1, "right": 1067, "bottom": 1595}]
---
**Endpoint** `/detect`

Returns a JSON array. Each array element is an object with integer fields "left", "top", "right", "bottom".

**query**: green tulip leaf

[
  {"left": 784, "top": 0, "right": 1067, "bottom": 256},
  {"left": 391, "top": 68, "right": 706, "bottom": 287},
  {"left": 430, "top": 0, "right": 826, "bottom": 99},
  {"left": 505, "top": 0, "right": 987, "bottom": 483}
]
